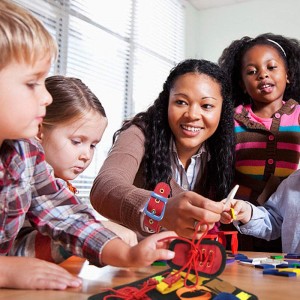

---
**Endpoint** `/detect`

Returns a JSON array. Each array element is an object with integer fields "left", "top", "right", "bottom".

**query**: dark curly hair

[
  {"left": 218, "top": 33, "right": 300, "bottom": 107},
  {"left": 113, "top": 59, "right": 235, "bottom": 200}
]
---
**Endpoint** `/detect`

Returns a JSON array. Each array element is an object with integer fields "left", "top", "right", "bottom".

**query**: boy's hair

[
  {"left": 218, "top": 33, "right": 300, "bottom": 106},
  {"left": 43, "top": 75, "right": 106, "bottom": 129},
  {"left": 0, "top": 0, "right": 57, "bottom": 69},
  {"left": 113, "top": 59, "right": 235, "bottom": 200}
]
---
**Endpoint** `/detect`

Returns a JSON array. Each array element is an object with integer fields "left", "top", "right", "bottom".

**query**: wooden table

[{"left": 0, "top": 252, "right": 299, "bottom": 299}]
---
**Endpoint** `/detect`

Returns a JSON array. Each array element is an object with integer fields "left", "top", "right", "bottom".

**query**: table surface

[{"left": 0, "top": 251, "right": 299, "bottom": 300}]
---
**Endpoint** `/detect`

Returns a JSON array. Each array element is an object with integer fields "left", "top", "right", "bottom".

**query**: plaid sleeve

[
  {"left": 9, "top": 224, "right": 72, "bottom": 263},
  {"left": 25, "top": 140, "right": 117, "bottom": 266}
]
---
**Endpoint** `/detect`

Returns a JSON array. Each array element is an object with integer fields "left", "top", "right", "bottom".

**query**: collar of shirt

[{"left": 170, "top": 137, "right": 210, "bottom": 191}]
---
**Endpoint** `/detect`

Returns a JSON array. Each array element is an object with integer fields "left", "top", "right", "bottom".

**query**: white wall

[{"left": 185, "top": 0, "right": 300, "bottom": 63}]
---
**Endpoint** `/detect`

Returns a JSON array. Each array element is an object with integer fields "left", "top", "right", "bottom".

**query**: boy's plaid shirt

[{"left": 0, "top": 139, "right": 116, "bottom": 266}]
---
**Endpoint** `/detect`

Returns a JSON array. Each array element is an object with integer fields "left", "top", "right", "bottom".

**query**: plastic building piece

[
  {"left": 152, "top": 260, "right": 167, "bottom": 266},
  {"left": 270, "top": 255, "right": 283, "bottom": 259},
  {"left": 254, "top": 264, "right": 275, "bottom": 269},
  {"left": 226, "top": 258, "right": 235, "bottom": 264},
  {"left": 276, "top": 263, "right": 294, "bottom": 268},
  {"left": 263, "top": 269, "right": 296, "bottom": 277},
  {"left": 205, "top": 231, "right": 239, "bottom": 255},
  {"left": 277, "top": 268, "right": 300, "bottom": 275},
  {"left": 233, "top": 253, "right": 248, "bottom": 260},
  {"left": 229, "top": 208, "right": 237, "bottom": 220},
  {"left": 276, "top": 263, "right": 300, "bottom": 268},
  {"left": 215, "top": 231, "right": 239, "bottom": 255},
  {"left": 239, "top": 258, "right": 253, "bottom": 263},
  {"left": 238, "top": 261, "right": 256, "bottom": 267},
  {"left": 239, "top": 257, "right": 288, "bottom": 267},
  {"left": 284, "top": 259, "right": 300, "bottom": 265},
  {"left": 284, "top": 253, "right": 300, "bottom": 259},
  {"left": 214, "top": 292, "right": 239, "bottom": 300}
]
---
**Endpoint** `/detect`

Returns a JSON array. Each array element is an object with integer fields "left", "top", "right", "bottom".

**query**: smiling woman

[
  {"left": 168, "top": 72, "right": 223, "bottom": 168},
  {"left": 90, "top": 59, "right": 235, "bottom": 240}
]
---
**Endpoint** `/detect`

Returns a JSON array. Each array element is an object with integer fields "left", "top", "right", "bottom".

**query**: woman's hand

[{"left": 160, "top": 191, "right": 225, "bottom": 239}]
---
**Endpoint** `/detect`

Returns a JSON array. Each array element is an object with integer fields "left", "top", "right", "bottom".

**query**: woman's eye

[
  {"left": 176, "top": 100, "right": 187, "bottom": 105},
  {"left": 90, "top": 144, "right": 97, "bottom": 149},
  {"left": 202, "top": 104, "right": 213, "bottom": 110}
]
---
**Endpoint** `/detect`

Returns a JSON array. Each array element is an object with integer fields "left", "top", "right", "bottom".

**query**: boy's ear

[{"left": 36, "top": 124, "right": 43, "bottom": 141}]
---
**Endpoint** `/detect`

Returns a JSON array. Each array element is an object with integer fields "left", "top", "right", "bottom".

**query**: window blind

[{"left": 13, "top": 0, "right": 185, "bottom": 199}]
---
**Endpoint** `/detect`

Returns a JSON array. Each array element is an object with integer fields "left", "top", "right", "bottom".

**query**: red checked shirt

[{"left": 0, "top": 139, "right": 117, "bottom": 266}]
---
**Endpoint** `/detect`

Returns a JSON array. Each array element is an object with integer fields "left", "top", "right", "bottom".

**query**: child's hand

[
  {"left": 128, "top": 230, "right": 176, "bottom": 267},
  {"left": 101, "top": 231, "right": 177, "bottom": 267},
  {"left": 102, "top": 220, "right": 138, "bottom": 246},
  {"left": 0, "top": 256, "right": 82, "bottom": 290},
  {"left": 221, "top": 199, "right": 252, "bottom": 224},
  {"left": 220, "top": 210, "right": 234, "bottom": 224}
]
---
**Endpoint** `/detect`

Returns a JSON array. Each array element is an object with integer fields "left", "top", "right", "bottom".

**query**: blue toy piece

[
  {"left": 284, "top": 259, "right": 300, "bottom": 263},
  {"left": 263, "top": 269, "right": 296, "bottom": 277},
  {"left": 232, "top": 253, "right": 248, "bottom": 260},
  {"left": 254, "top": 264, "right": 275, "bottom": 269},
  {"left": 226, "top": 258, "right": 235, "bottom": 264},
  {"left": 276, "top": 263, "right": 300, "bottom": 268},
  {"left": 239, "top": 258, "right": 253, "bottom": 263},
  {"left": 276, "top": 263, "right": 293, "bottom": 268},
  {"left": 284, "top": 253, "right": 300, "bottom": 259},
  {"left": 214, "top": 292, "right": 239, "bottom": 299}
]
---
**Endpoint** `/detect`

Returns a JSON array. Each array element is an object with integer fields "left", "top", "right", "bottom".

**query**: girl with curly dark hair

[
  {"left": 219, "top": 33, "right": 300, "bottom": 252},
  {"left": 91, "top": 59, "right": 235, "bottom": 239}
]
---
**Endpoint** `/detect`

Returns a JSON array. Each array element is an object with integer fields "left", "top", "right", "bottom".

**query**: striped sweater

[{"left": 234, "top": 99, "right": 300, "bottom": 205}]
